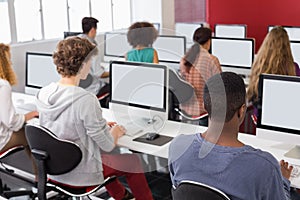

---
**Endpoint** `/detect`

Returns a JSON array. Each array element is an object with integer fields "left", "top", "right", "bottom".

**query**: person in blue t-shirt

[
  {"left": 169, "top": 72, "right": 293, "bottom": 200},
  {"left": 126, "top": 22, "right": 159, "bottom": 63}
]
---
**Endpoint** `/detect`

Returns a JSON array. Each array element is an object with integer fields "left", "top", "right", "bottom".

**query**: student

[
  {"left": 0, "top": 43, "right": 38, "bottom": 172},
  {"left": 169, "top": 72, "right": 293, "bottom": 200},
  {"left": 180, "top": 27, "right": 221, "bottom": 118},
  {"left": 247, "top": 26, "right": 300, "bottom": 111},
  {"left": 126, "top": 22, "right": 159, "bottom": 63},
  {"left": 36, "top": 37, "right": 153, "bottom": 200},
  {"left": 78, "top": 17, "right": 109, "bottom": 98}
]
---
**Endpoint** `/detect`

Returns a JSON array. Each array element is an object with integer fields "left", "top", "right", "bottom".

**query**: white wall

[{"left": 131, "top": 0, "right": 162, "bottom": 24}]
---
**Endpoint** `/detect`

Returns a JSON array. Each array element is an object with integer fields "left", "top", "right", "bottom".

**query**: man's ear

[{"left": 238, "top": 104, "right": 247, "bottom": 120}]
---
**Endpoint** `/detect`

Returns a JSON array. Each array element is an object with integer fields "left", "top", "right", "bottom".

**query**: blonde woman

[
  {"left": 0, "top": 44, "right": 38, "bottom": 165},
  {"left": 247, "top": 26, "right": 300, "bottom": 108}
]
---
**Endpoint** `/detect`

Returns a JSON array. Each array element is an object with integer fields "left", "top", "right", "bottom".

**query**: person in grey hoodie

[{"left": 36, "top": 37, "right": 153, "bottom": 200}]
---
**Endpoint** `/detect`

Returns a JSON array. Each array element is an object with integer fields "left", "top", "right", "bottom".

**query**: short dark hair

[
  {"left": 127, "top": 22, "right": 158, "bottom": 47},
  {"left": 203, "top": 72, "right": 246, "bottom": 122},
  {"left": 53, "top": 37, "right": 97, "bottom": 77},
  {"left": 193, "top": 27, "right": 212, "bottom": 45},
  {"left": 82, "top": 17, "right": 99, "bottom": 34}
]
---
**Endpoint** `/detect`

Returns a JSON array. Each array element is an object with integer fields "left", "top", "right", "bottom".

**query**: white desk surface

[{"left": 13, "top": 92, "right": 300, "bottom": 188}]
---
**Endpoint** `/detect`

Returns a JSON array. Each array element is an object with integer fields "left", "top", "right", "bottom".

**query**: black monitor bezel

[
  {"left": 25, "top": 52, "right": 54, "bottom": 89},
  {"left": 63, "top": 31, "right": 82, "bottom": 39},
  {"left": 109, "top": 61, "right": 168, "bottom": 112},
  {"left": 214, "top": 24, "right": 247, "bottom": 38},
  {"left": 211, "top": 37, "right": 255, "bottom": 69},
  {"left": 257, "top": 74, "right": 300, "bottom": 135}
]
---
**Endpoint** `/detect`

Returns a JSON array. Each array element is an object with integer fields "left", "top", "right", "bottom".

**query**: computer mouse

[{"left": 146, "top": 132, "right": 160, "bottom": 141}]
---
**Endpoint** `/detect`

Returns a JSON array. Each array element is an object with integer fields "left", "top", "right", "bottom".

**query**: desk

[{"left": 12, "top": 92, "right": 300, "bottom": 188}]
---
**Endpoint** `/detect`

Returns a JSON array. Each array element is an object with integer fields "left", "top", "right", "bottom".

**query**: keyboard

[
  {"left": 123, "top": 121, "right": 145, "bottom": 137},
  {"left": 291, "top": 164, "right": 300, "bottom": 178}
]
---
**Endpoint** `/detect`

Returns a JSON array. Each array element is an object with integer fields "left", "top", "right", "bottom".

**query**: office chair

[
  {"left": 168, "top": 68, "right": 194, "bottom": 121},
  {"left": 79, "top": 73, "right": 93, "bottom": 89},
  {"left": 25, "top": 124, "right": 116, "bottom": 200},
  {"left": 172, "top": 180, "right": 231, "bottom": 200},
  {"left": 0, "top": 146, "right": 36, "bottom": 198}
]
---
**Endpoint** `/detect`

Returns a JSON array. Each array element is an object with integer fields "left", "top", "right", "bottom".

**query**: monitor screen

[
  {"left": 175, "top": 23, "right": 203, "bottom": 44},
  {"left": 153, "top": 35, "right": 186, "bottom": 63},
  {"left": 257, "top": 74, "right": 300, "bottom": 134},
  {"left": 110, "top": 61, "right": 167, "bottom": 112},
  {"left": 214, "top": 24, "right": 246, "bottom": 38},
  {"left": 63, "top": 31, "right": 82, "bottom": 38},
  {"left": 26, "top": 52, "right": 60, "bottom": 89},
  {"left": 211, "top": 37, "right": 254, "bottom": 69},
  {"left": 152, "top": 23, "right": 160, "bottom": 32},
  {"left": 268, "top": 25, "right": 300, "bottom": 41},
  {"left": 104, "top": 32, "right": 131, "bottom": 58},
  {"left": 290, "top": 41, "right": 300, "bottom": 65}
]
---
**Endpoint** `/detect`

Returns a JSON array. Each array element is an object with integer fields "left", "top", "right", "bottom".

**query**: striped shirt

[{"left": 180, "top": 47, "right": 221, "bottom": 116}]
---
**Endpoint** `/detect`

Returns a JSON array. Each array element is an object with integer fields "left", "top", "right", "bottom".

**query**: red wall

[{"left": 207, "top": 0, "right": 300, "bottom": 51}]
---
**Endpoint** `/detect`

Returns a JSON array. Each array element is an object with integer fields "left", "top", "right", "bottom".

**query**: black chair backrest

[
  {"left": 79, "top": 73, "right": 93, "bottom": 89},
  {"left": 25, "top": 124, "right": 82, "bottom": 175},
  {"left": 168, "top": 69, "right": 194, "bottom": 104},
  {"left": 172, "top": 180, "right": 230, "bottom": 200}
]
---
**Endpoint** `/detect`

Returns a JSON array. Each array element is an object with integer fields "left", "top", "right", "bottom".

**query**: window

[
  {"left": 14, "top": 0, "right": 42, "bottom": 42},
  {"left": 131, "top": 0, "right": 162, "bottom": 25},
  {"left": 0, "top": 0, "right": 11, "bottom": 43},
  {"left": 112, "top": 0, "right": 131, "bottom": 30},
  {"left": 91, "top": 0, "right": 113, "bottom": 32},
  {"left": 68, "top": 0, "right": 90, "bottom": 32},
  {"left": 42, "top": 0, "right": 68, "bottom": 39}
]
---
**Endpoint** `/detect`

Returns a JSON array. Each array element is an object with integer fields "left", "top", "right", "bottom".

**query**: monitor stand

[{"left": 284, "top": 145, "right": 300, "bottom": 159}]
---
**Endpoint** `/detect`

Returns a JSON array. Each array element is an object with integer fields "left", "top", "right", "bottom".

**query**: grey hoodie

[{"left": 36, "top": 82, "right": 115, "bottom": 186}]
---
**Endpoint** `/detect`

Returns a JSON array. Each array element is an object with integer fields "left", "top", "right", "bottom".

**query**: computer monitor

[
  {"left": 63, "top": 31, "right": 82, "bottom": 38},
  {"left": 290, "top": 41, "right": 300, "bottom": 65},
  {"left": 211, "top": 37, "right": 254, "bottom": 78},
  {"left": 175, "top": 22, "right": 203, "bottom": 44},
  {"left": 268, "top": 25, "right": 300, "bottom": 41},
  {"left": 257, "top": 74, "right": 300, "bottom": 159},
  {"left": 25, "top": 52, "right": 60, "bottom": 95},
  {"left": 104, "top": 32, "right": 130, "bottom": 62},
  {"left": 109, "top": 61, "right": 168, "bottom": 130},
  {"left": 214, "top": 24, "right": 247, "bottom": 38},
  {"left": 153, "top": 35, "right": 186, "bottom": 71}
]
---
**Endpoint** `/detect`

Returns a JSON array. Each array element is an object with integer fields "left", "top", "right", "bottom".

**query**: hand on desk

[
  {"left": 25, "top": 111, "right": 39, "bottom": 122},
  {"left": 110, "top": 124, "right": 126, "bottom": 144},
  {"left": 107, "top": 121, "right": 117, "bottom": 127},
  {"left": 280, "top": 160, "right": 293, "bottom": 180}
]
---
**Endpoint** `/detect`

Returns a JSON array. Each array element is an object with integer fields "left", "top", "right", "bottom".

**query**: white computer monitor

[
  {"left": 268, "top": 25, "right": 300, "bottom": 41},
  {"left": 104, "top": 32, "right": 130, "bottom": 62},
  {"left": 25, "top": 52, "right": 60, "bottom": 95},
  {"left": 214, "top": 24, "right": 247, "bottom": 38},
  {"left": 153, "top": 35, "right": 186, "bottom": 71},
  {"left": 109, "top": 61, "right": 168, "bottom": 129},
  {"left": 211, "top": 37, "right": 254, "bottom": 78},
  {"left": 290, "top": 41, "right": 300, "bottom": 65},
  {"left": 152, "top": 22, "right": 160, "bottom": 32},
  {"left": 175, "top": 22, "right": 203, "bottom": 44},
  {"left": 257, "top": 74, "right": 300, "bottom": 159}
]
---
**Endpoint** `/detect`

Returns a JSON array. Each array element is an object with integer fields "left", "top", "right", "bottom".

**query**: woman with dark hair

[{"left": 180, "top": 27, "right": 221, "bottom": 117}]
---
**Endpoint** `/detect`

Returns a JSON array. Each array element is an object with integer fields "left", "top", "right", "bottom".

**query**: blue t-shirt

[
  {"left": 168, "top": 133, "right": 290, "bottom": 200},
  {"left": 127, "top": 48, "right": 155, "bottom": 63}
]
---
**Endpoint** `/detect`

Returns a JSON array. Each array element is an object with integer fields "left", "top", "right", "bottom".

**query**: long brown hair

[
  {"left": 0, "top": 43, "right": 17, "bottom": 85},
  {"left": 247, "top": 26, "right": 296, "bottom": 102}
]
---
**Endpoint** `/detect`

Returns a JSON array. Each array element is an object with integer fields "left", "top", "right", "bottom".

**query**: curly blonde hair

[
  {"left": 247, "top": 26, "right": 296, "bottom": 102},
  {"left": 0, "top": 43, "right": 17, "bottom": 85},
  {"left": 53, "top": 37, "right": 98, "bottom": 77}
]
